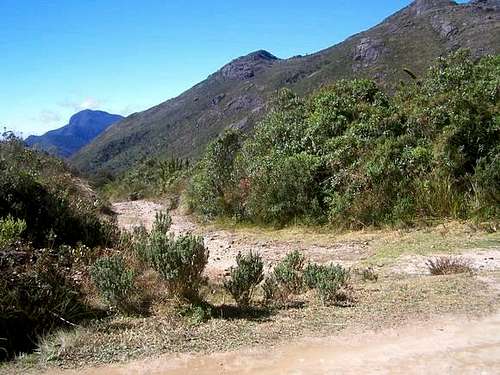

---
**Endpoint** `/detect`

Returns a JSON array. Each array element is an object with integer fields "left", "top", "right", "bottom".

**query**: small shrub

[
  {"left": 426, "top": 257, "right": 473, "bottom": 275},
  {"left": 148, "top": 233, "right": 209, "bottom": 301},
  {"left": 303, "top": 263, "right": 324, "bottom": 289},
  {"left": 152, "top": 210, "right": 172, "bottom": 233},
  {"left": 90, "top": 255, "right": 136, "bottom": 313},
  {"left": 360, "top": 267, "right": 379, "bottom": 282},
  {"left": 303, "top": 263, "right": 350, "bottom": 306},
  {"left": 263, "top": 250, "right": 305, "bottom": 304},
  {"left": 224, "top": 252, "right": 264, "bottom": 307},
  {"left": 0, "top": 247, "right": 87, "bottom": 360},
  {"left": 0, "top": 215, "right": 26, "bottom": 248},
  {"left": 180, "top": 303, "right": 212, "bottom": 325}
]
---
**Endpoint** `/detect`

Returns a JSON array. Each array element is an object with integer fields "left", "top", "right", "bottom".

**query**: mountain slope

[
  {"left": 26, "top": 110, "right": 123, "bottom": 157},
  {"left": 72, "top": 0, "right": 500, "bottom": 175}
]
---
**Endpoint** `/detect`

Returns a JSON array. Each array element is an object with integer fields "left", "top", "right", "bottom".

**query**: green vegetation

[
  {"left": 131, "top": 212, "right": 209, "bottom": 302},
  {"left": 0, "top": 246, "right": 90, "bottom": 360},
  {"left": 0, "top": 133, "right": 117, "bottom": 248},
  {"left": 0, "top": 215, "right": 26, "bottom": 248},
  {"left": 90, "top": 255, "right": 137, "bottom": 314},
  {"left": 224, "top": 252, "right": 264, "bottom": 307},
  {"left": 303, "top": 263, "right": 351, "bottom": 305},
  {"left": 0, "top": 134, "right": 119, "bottom": 360},
  {"left": 263, "top": 250, "right": 306, "bottom": 303},
  {"left": 97, "top": 157, "right": 189, "bottom": 201},
  {"left": 189, "top": 51, "right": 500, "bottom": 227}
]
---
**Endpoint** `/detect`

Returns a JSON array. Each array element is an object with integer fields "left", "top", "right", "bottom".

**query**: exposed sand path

[{"left": 52, "top": 311, "right": 500, "bottom": 375}]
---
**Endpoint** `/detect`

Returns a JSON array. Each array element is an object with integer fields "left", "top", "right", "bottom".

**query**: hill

[
  {"left": 25, "top": 109, "right": 123, "bottom": 157},
  {"left": 71, "top": 0, "right": 500, "bottom": 175}
]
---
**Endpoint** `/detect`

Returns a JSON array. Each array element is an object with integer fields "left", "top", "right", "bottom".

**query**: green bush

[
  {"left": 147, "top": 232, "right": 209, "bottom": 301},
  {"left": 188, "top": 51, "right": 500, "bottom": 227},
  {"left": 152, "top": 210, "right": 172, "bottom": 233},
  {"left": 0, "top": 215, "right": 26, "bottom": 248},
  {"left": 304, "top": 263, "right": 351, "bottom": 305},
  {"left": 0, "top": 136, "right": 118, "bottom": 248},
  {"left": 188, "top": 130, "right": 243, "bottom": 218},
  {"left": 224, "top": 252, "right": 264, "bottom": 307},
  {"left": 263, "top": 250, "right": 305, "bottom": 303},
  {"left": 0, "top": 247, "right": 88, "bottom": 360},
  {"left": 90, "top": 255, "right": 136, "bottom": 313}
]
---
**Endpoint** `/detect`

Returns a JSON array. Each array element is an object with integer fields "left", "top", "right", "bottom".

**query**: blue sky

[{"left": 0, "top": 0, "right": 449, "bottom": 136}]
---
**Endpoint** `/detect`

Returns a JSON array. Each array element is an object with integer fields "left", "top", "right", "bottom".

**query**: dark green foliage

[
  {"left": 0, "top": 135, "right": 117, "bottom": 248},
  {"left": 0, "top": 247, "right": 88, "bottom": 360},
  {"left": 224, "top": 252, "right": 264, "bottom": 307},
  {"left": 90, "top": 255, "right": 136, "bottom": 314},
  {"left": 188, "top": 130, "right": 243, "bottom": 218},
  {"left": 152, "top": 210, "right": 172, "bottom": 233},
  {"left": 189, "top": 52, "right": 500, "bottom": 226}
]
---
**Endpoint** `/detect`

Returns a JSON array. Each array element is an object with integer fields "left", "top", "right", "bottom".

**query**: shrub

[
  {"left": 188, "top": 51, "right": 500, "bottom": 227},
  {"left": 224, "top": 252, "right": 264, "bottom": 307},
  {"left": 426, "top": 257, "right": 473, "bottom": 275},
  {"left": 0, "top": 136, "right": 118, "bottom": 248},
  {"left": 0, "top": 247, "right": 87, "bottom": 360},
  {"left": 148, "top": 233, "right": 209, "bottom": 301},
  {"left": 360, "top": 267, "right": 379, "bottom": 282},
  {"left": 188, "top": 130, "right": 242, "bottom": 218},
  {"left": 90, "top": 255, "right": 136, "bottom": 313},
  {"left": 303, "top": 263, "right": 351, "bottom": 305},
  {"left": 0, "top": 215, "right": 26, "bottom": 248},
  {"left": 263, "top": 250, "right": 305, "bottom": 303},
  {"left": 303, "top": 263, "right": 324, "bottom": 289},
  {"left": 152, "top": 210, "right": 172, "bottom": 233}
]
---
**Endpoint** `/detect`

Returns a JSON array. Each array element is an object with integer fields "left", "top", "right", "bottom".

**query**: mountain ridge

[
  {"left": 71, "top": 0, "right": 500, "bottom": 175},
  {"left": 26, "top": 109, "right": 123, "bottom": 158}
]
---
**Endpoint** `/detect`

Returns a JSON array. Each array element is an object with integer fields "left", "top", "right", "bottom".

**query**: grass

[
  {"left": 426, "top": 257, "right": 474, "bottom": 276},
  {"left": 7, "top": 271, "right": 498, "bottom": 373}
]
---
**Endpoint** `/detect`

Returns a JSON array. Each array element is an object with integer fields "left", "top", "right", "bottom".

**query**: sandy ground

[{"left": 52, "top": 311, "right": 500, "bottom": 375}]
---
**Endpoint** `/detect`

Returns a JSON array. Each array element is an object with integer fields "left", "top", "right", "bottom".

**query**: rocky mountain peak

[
  {"left": 410, "top": 0, "right": 457, "bottom": 16},
  {"left": 218, "top": 50, "right": 279, "bottom": 81}
]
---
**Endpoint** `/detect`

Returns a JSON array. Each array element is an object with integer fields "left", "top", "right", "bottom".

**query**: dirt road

[{"left": 54, "top": 311, "right": 500, "bottom": 375}]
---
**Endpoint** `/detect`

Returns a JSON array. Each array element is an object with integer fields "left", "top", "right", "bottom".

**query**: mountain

[
  {"left": 26, "top": 110, "right": 124, "bottom": 158},
  {"left": 71, "top": 0, "right": 500, "bottom": 175}
]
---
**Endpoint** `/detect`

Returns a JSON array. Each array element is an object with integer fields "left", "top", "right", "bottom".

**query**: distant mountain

[
  {"left": 26, "top": 110, "right": 123, "bottom": 158},
  {"left": 72, "top": 0, "right": 500, "bottom": 175}
]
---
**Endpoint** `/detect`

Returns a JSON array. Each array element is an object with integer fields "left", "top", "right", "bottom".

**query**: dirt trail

[
  {"left": 112, "top": 200, "right": 372, "bottom": 279},
  {"left": 54, "top": 311, "right": 500, "bottom": 375}
]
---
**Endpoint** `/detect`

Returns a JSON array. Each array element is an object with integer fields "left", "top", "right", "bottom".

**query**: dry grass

[
  {"left": 426, "top": 257, "right": 474, "bottom": 276},
  {"left": 6, "top": 271, "right": 498, "bottom": 374}
]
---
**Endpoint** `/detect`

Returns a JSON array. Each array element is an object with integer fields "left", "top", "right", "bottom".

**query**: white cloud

[
  {"left": 58, "top": 97, "right": 104, "bottom": 111},
  {"left": 33, "top": 110, "right": 61, "bottom": 125}
]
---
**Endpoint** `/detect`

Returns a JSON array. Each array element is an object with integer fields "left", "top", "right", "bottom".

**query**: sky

[{"left": 0, "top": 0, "right": 465, "bottom": 136}]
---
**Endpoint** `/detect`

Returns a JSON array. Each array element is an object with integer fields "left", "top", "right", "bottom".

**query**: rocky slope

[
  {"left": 72, "top": 0, "right": 500, "bottom": 175},
  {"left": 26, "top": 109, "right": 123, "bottom": 158}
]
